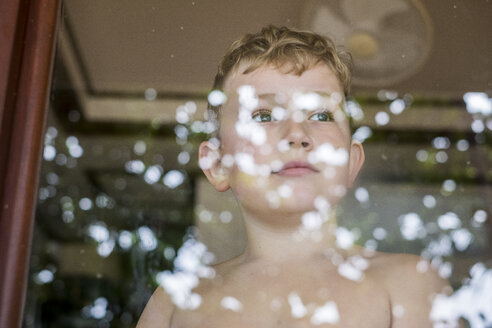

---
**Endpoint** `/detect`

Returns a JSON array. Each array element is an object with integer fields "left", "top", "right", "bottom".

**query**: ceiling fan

[{"left": 301, "top": 0, "right": 433, "bottom": 87}]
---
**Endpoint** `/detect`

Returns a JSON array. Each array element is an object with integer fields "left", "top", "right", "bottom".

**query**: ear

[
  {"left": 198, "top": 140, "right": 230, "bottom": 192},
  {"left": 347, "top": 140, "right": 365, "bottom": 187}
]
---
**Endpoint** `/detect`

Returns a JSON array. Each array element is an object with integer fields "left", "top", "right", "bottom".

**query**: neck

[{"left": 239, "top": 208, "right": 342, "bottom": 263}]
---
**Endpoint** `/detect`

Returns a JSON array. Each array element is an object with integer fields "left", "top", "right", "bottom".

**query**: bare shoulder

[
  {"left": 369, "top": 252, "right": 449, "bottom": 292},
  {"left": 367, "top": 252, "right": 451, "bottom": 327},
  {"left": 137, "top": 286, "right": 175, "bottom": 328}
]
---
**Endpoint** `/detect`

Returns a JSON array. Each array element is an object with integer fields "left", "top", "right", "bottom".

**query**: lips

[{"left": 273, "top": 161, "right": 319, "bottom": 177}]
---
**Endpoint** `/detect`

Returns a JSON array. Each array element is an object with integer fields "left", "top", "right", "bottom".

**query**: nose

[{"left": 283, "top": 119, "right": 313, "bottom": 150}]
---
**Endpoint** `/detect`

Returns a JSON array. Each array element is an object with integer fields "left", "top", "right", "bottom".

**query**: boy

[{"left": 138, "top": 25, "right": 450, "bottom": 327}]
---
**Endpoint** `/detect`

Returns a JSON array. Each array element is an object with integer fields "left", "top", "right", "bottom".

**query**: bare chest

[{"left": 171, "top": 267, "right": 391, "bottom": 328}]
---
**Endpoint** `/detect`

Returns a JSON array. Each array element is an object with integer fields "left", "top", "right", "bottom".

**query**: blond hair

[{"left": 209, "top": 25, "right": 352, "bottom": 134}]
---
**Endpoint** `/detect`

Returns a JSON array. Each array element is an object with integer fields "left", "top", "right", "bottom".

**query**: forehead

[{"left": 223, "top": 63, "right": 344, "bottom": 100}]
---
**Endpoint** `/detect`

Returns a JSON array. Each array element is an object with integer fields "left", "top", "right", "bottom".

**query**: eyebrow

[
  {"left": 257, "top": 93, "right": 277, "bottom": 101},
  {"left": 257, "top": 91, "right": 337, "bottom": 99}
]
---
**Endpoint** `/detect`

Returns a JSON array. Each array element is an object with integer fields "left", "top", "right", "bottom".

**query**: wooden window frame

[{"left": 0, "top": 0, "right": 60, "bottom": 327}]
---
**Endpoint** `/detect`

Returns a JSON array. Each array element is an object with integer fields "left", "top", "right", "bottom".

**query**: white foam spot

[
  {"left": 373, "top": 227, "right": 387, "bottom": 240},
  {"left": 234, "top": 153, "right": 258, "bottom": 176},
  {"left": 423, "top": 195, "right": 436, "bottom": 208},
  {"left": 392, "top": 304, "right": 405, "bottom": 318},
  {"left": 221, "top": 296, "right": 243, "bottom": 312},
  {"left": 438, "top": 212, "right": 461, "bottom": 230},
  {"left": 138, "top": 226, "right": 158, "bottom": 251},
  {"left": 463, "top": 92, "right": 492, "bottom": 115},
  {"left": 163, "top": 170, "right": 185, "bottom": 189},
  {"left": 125, "top": 160, "right": 145, "bottom": 174},
  {"left": 144, "top": 165, "right": 163, "bottom": 184},
  {"left": 399, "top": 212, "right": 424, "bottom": 240},
  {"left": 435, "top": 151, "right": 448, "bottom": 163},
  {"left": 178, "top": 151, "right": 190, "bottom": 165},
  {"left": 433, "top": 137, "right": 451, "bottom": 149},
  {"left": 416, "top": 149, "right": 428, "bottom": 162},
  {"left": 272, "top": 106, "right": 287, "bottom": 121},
  {"left": 310, "top": 301, "right": 340, "bottom": 325},
  {"left": 352, "top": 126, "right": 372, "bottom": 142},
  {"left": 430, "top": 263, "right": 492, "bottom": 327},
  {"left": 338, "top": 261, "right": 364, "bottom": 282},
  {"left": 345, "top": 100, "right": 364, "bottom": 121},
  {"left": 277, "top": 184, "right": 292, "bottom": 198},
  {"left": 442, "top": 179, "right": 456, "bottom": 192},
  {"left": 288, "top": 292, "right": 307, "bottom": 318},
  {"left": 145, "top": 88, "right": 157, "bottom": 101},
  {"left": 302, "top": 211, "right": 323, "bottom": 231},
  {"left": 308, "top": 143, "right": 348, "bottom": 166},
  {"left": 88, "top": 224, "right": 109, "bottom": 243},
  {"left": 451, "top": 228, "right": 473, "bottom": 251},
  {"left": 456, "top": 139, "right": 469, "bottom": 151},
  {"left": 473, "top": 210, "right": 487, "bottom": 224},
  {"left": 79, "top": 197, "right": 92, "bottom": 211},
  {"left": 208, "top": 90, "right": 227, "bottom": 107},
  {"left": 219, "top": 211, "right": 232, "bottom": 223},
  {"left": 375, "top": 111, "right": 390, "bottom": 125},
  {"left": 471, "top": 119, "right": 485, "bottom": 133},
  {"left": 335, "top": 227, "right": 355, "bottom": 249},
  {"left": 35, "top": 269, "right": 54, "bottom": 284},
  {"left": 118, "top": 231, "right": 133, "bottom": 249},
  {"left": 354, "top": 187, "right": 369, "bottom": 203},
  {"left": 389, "top": 99, "right": 406, "bottom": 114},
  {"left": 221, "top": 154, "right": 234, "bottom": 167},
  {"left": 43, "top": 145, "right": 56, "bottom": 161},
  {"left": 292, "top": 92, "right": 321, "bottom": 110},
  {"left": 237, "top": 85, "right": 258, "bottom": 110}
]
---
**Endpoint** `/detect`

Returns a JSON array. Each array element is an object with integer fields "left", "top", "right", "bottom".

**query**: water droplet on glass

[
  {"left": 399, "top": 213, "right": 424, "bottom": 240},
  {"left": 432, "top": 137, "right": 450, "bottom": 149},
  {"left": 471, "top": 119, "right": 485, "bottom": 133},
  {"left": 134, "top": 141, "right": 146, "bottom": 155},
  {"left": 463, "top": 92, "right": 492, "bottom": 115},
  {"left": 138, "top": 226, "right": 158, "bottom": 251},
  {"left": 352, "top": 126, "right": 372, "bottom": 143},
  {"left": 118, "top": 230, "right": 133, "bottom": 249},
  {"left": 177, "top": 151, "right": 190, "bottom": 165},
  {"left": 422, "top": 195, "right": 436, "bottom": 208},
  {"left": 144, "top": 165, "right": 163, "bottom": 184},
  {"left": 125, "top": 160, "right": 145, "bottom": 174},
  {"left": 435, "top": 151, "right": 448, "bottom": 163},
  {"left": 438, "top": 212, "right": 461, "bottom": 230},
  {"left": 373, "top": 227, "right": 387, "bottom": 240},
  {"left": 208, "top": 90, "right": 227, "bottom": 107},
  {"left": 389, "top": 99, "right": 406, "bottom": 115},
  {"left": 442, "top": 179, "right": 456, "bottom": 193},
  {"left": 144, "top": 88, "right": 157, "bottom": 101},
  {"left": 219, "top": 211, "right": 232, "bottom": 223},
  {"left": 456, "top": 139, "right": 469, "bottom": 151},
  {"left": 221, "top": 296, "right": 243, "bottom": 312},
  {"left": 43, "top": 145, "right": 56, "bottom": 161},
  {"left": 355, "top": 187, "right": 369, "bottom": 203},
  {"left": 163, "top": 170, "right": 185, "bottom": 189},
  {"left": 416, "top": 149, "right": 428, "bottom": 162},
  {"left": 79, "top": 197, "right": 93, "bottom": 211},
  {"left": 375, "top": 111, "right": 390, "bottom": 126}
]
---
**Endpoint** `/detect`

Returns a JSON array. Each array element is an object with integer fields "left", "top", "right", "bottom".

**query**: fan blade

[
  {"left": 311, "top": 4, "right": 353, "bottom": 43},
  {"left": 342, "top": 0, "right": 409, "bottom": 30}
]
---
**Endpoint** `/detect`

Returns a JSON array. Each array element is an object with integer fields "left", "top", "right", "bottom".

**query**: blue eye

[
  {"left": 309, "top": 111, "right": 334, "bottom": 122},
  {"left": 252, "top": 110, "right": 273, "bottom": 122}
]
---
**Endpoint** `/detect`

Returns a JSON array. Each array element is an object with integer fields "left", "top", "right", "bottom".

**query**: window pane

[{"left": 24, "top": 1, "right": 491, "bottom": 327}]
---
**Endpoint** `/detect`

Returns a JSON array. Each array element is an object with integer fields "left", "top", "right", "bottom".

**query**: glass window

[{"left": 24, "top": 1, "right": 491, "bottom": 327}]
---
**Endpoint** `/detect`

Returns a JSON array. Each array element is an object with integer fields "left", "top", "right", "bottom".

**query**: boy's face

[{"left": 200, "top": 63, "right": 364, "bottom": 225}]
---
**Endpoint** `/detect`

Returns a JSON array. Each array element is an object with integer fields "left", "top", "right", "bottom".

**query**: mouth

[{"left": 272, "top": 161, "right": 319, "bottom": 177}]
